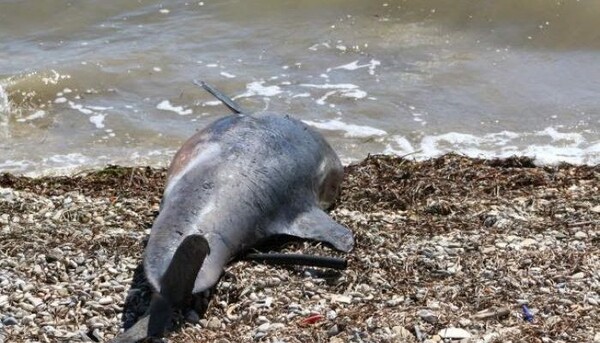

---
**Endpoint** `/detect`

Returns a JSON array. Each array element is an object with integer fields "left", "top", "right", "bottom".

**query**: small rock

[
  {"left": 257, "top": 323, "right": 271, "bottom": 332},
  {"left": 594, "top": 332, "right": 600, "bottom": 343},
  {"left": 0, "top": 295, "right": 8, "bottom": 307},
  {"left": 256, "top": 315, "right": 269, "bottom": 324},
  {"left": 438, "top": 327, "right": 472, "bottom": 339},
  {"left": 386, "top": 296, "right": 404, "bottom": 307},
  {"left": 331, "top": 294, "right": 351, "bottom": 304},
  {"left": 391, "top": 326, "right": 415, "bottom": 341},
  {"left": 520, "top": 238, "right": 537, "bottom": 247},
  {"left": 571, "top": 272, "right": 585, "bottom": 279},
  {"left": 98, "top": 296, "right": 113, "bottom": 305},
  {"left": 2, "top": 316, "right": 18, "bottom": 326},
  {"left": 458, "top": 318, "right": 472, "bottom": 326},
  {"left": 417, "top": 309, "right": 438, "bottom": 324},
  {"left": 207, "top": 317, "right": 221, "bottom": 329},
  {"left": 574, "top": 231, "right": 588, "bottom": 240},
  {"left": 327, "top": 324, "right": 340, "bottom": 336},
  {"left": 270, "top": 323, "right": 285, "bottom": 331},
  {"left": 46, "top": 248, "right": 64, "bottom": 262},
  {"left": 591, "top": 205, "right": 600, "bottom": 214},
  {"left": 431, "top": 335, "right": 442, "bottom": 342},
  {"left": 326, "top": 310, "right": 337, "bottom": 320}
]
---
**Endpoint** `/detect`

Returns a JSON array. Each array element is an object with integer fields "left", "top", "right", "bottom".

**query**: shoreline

[{"left": 0, "top": 154, "right": 599, "bottom": 342}]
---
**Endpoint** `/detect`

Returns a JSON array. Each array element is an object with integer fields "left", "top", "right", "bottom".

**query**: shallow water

[{"left": 1, "top": 0, "right": 599, "bottom": 175}]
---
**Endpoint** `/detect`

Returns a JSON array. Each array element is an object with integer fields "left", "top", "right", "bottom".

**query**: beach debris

[
  {"left": 0, "top": 154, "right": 598, "bottom": 342},
  {"left": 473, "top": 307, "right": 510, "bottom": 320},
  {"left": 438, "top": 327, "right": 472, "bottom": 339},
  {"left": 522, "top": 305, "right": 534, "bottom": 322},
  {"left": 299, "top": 313, "right": 324, "bottom": 326}
]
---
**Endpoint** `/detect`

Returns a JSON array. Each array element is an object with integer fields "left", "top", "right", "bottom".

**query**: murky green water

[{"left": 1, "top": 0, "right": 599, "bottom": 174}]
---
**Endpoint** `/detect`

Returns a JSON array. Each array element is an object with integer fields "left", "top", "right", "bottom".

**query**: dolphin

[{"left": 112, "top": 82, "right": 354, "bottom": 342}]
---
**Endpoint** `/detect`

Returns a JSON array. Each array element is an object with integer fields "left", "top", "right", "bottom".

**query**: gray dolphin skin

[{"left": 112, "top": 85, "right": 354, "bottom": 342}]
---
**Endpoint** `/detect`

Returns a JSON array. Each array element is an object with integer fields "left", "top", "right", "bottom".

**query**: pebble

[
  {"left": 257, "top": 323, "right": 271, "bottom": 332},
  {"left": 326, "top": 310, "right": 337, "bottom": 320},
  {"left": 438, "top": 327, "right": 472, "bottom": 339},
  {"left": 2, "top": 316, "right": 18, "bottom": 326},
  {"left": 391, "top": 326, "right": 415, "bottom": 341},
  {"left": 331, "top": 294, "right": 352, "bottom": 304},
  {"left": 417, "top": 309, "right": 438, "bottom": 324},
  {"left": 0, "top": 295, "right": 8, "bottom": 307},
  {"left": 327, "top": 324, "right": 340, "bottom": 336},
  {"left": 207, "top": 317, "right": 221, "bottom": 329},
  {"left": 46, "top": 248, "right": 64, "bottom": 262},
  {"left": 1, "top": 160, "right": 599, "bottom": 342},
  {"left": 98, "top": 296, "right": 113, "bottom": 305}
]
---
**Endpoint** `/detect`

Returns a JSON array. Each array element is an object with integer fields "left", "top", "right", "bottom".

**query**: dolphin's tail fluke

[
  {"left": 112, "top": 235, "right": 210, "bottom": 343},
  {"left": 160, "top": 234, "right": 210, "bottom": 305},
  {"left": 193, "top": 80, "right": 245, "bottom": 114}
]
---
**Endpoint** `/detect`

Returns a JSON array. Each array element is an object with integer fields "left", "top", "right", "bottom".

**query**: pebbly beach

[{"left": 0, "top": 154, "right": 598, "bottom": 342}]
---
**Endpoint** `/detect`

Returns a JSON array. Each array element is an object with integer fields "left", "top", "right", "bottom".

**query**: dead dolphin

[{"left": 112, "top": 83, "right": 354, "bottom": 342}]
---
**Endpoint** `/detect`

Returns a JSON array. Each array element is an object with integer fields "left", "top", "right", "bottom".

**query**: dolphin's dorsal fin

[
  {"left": 279, "top": 207, "right": 354, "bottom": 252},
  {"left": 193, "top": 80, "right": 245, "bottom": 114}
]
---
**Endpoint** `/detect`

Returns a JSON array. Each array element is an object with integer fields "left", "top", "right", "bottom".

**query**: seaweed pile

[{"left": 0, "top": 154, "right": 598, "bottom": 342}]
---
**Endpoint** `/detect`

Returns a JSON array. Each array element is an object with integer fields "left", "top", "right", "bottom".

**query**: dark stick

[
  {"left": 193, "top": 80, "right": 245, "bottom": 114},
  {"left": 244, "top": 253, "right": 348, "bottom": 270}
]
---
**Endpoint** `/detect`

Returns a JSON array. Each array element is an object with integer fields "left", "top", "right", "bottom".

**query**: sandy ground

[{"left": 0, "top": 154, "right": 599, "bottom": 343}]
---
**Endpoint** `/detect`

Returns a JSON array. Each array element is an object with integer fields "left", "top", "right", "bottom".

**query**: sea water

[{"left": 1, "top": 0, "right": 598, "bottom": 175}]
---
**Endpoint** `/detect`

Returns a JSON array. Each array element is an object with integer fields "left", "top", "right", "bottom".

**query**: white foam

[
  {"left": 303, "top": 119, "right": 387, "bottom": 138},
  {"left": 300, "top": 83, "right": 367, "bottom": 105},
  {"left": 386, "top": 127, "right": 599, "bottom": 166},
  {"left": 156, "top": 100, "right": 193, "bottom": 115},
  {"left": 202, "top": 100, "right": 222, "bottom": 107},
  {"left": 68, "top": 101, "right": 93, "bottom": 115},
  {"left": 87, "top": 105, "right": 112, "bottom": 111},
  {"left": 316, "top": 91, "right": 337, "bottom": 105},
  {"left": 0, "top": 84, "right": 10, "bottom": 114},
  {"left": 292, "top": 93, "right": 311, "bottom": 98},
  {"left": 220, "top": 71, "right": 236, "bottom": 78},
  {"left": 300, "top": 83, "right": 360, "bottom": 90},
  {"left": 235, "top": 81, "right": 282, "bottom": 98},
  {"left": 41, "top": 70, "right": 70, "bottom": 85},
  {"left": 342, "top": 89, "right": 367, "bottom": 99},
  {"left": 332, "top": 59, "right": 381, "bottom": 75},
  {"left": 384, "top": 136, "right": 415, "bottom": 155},
  {"left": 89, "top": 114, "right": 106, "bottom": 129},
  {"left": 16, "top": 110, "right": 46, "bottom": 122},
  {"left": 0, "top": 159, "right": 30, "bottom": 172}
]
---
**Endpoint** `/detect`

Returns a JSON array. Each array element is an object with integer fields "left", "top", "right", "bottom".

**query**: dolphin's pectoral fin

[{"left": 281, "top": 207, "right": 354, "bottom": 252}]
